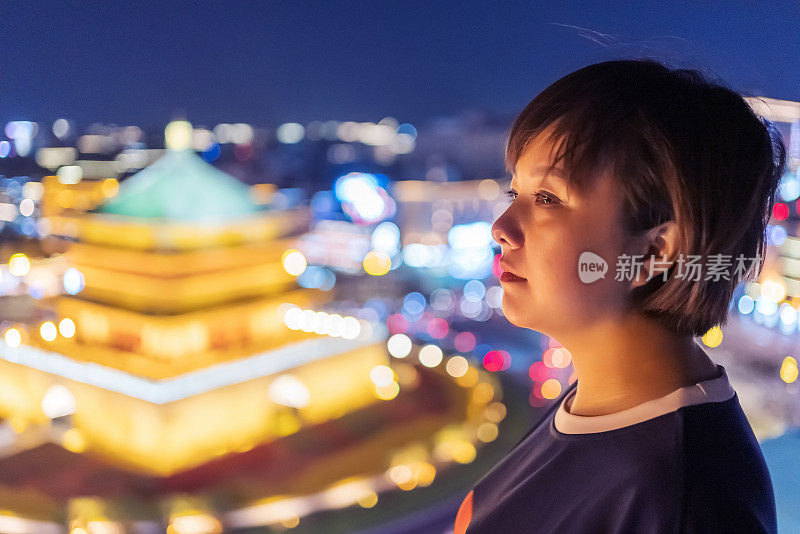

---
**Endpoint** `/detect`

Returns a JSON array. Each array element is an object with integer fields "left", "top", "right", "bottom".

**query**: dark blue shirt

[{"left": 453, "top": 371, "right": 777, "bottom": 533}]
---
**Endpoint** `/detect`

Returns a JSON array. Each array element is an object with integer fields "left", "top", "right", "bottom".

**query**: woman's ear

[{"left": 630, "top": 220, "right": 682, "bottom": 290}]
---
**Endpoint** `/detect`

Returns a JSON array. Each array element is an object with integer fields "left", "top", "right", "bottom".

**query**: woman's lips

[{"left": 500, "top": 271, "right": 526, "bottom": 282}]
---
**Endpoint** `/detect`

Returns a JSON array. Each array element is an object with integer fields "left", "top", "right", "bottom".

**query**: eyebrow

[
  {"left": 530, "top": 165, "right": 566, "bottom": 180},
  {"left": 510, "top": 165, "right": 572, "bottom": 202},
  {"left": 511, "top": 165, "right": 568, "bottom": 187}
]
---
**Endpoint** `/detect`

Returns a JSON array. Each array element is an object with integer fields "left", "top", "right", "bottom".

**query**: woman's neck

[{"left": 555, "top": 314, "right": 720, "bottom": 417}]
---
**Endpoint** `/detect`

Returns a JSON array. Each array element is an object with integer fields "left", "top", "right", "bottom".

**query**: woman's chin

[{"left": 500, "top": 303, "right": 535, "bottom": 329}]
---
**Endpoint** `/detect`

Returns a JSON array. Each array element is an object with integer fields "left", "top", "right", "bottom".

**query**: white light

[
  {"left": 779, "top": 302, "right": 797, "bottom": 327},
  {"left": 39, "top": 321, "right": 57, "bottom": 342},
  {"left": 445, "top": 355, "right": 469, "bottom": 377},
  {"left": 4, "top": 328, "right": 21, "bottom": 348},
  {"left": 63, "top": 267, "right": 85, "bottom": 295},
  {"left": 22, "top": 181, "right": 44, "bottom": 201},
  {"left": 448, "top": 221, "right": 493, "bottom": 249},
  {"left": 277, "top": 123, "right": 305, "bottom": 144},
  {"left": 387, "top": 333, "right": 412, "bottom": 358},
  {"left": 165, "top": 120, "right": 193, "bottom": 151},
  {"left": 485, "top": 285, "right": 503, "bottom": 308},
  {"left": 300, "top": 309, "right": 316, "bottom": 332},
  {"left": 8, "top": 253, "right": 30, "bottom": 276},
  {"left": 341, "top": 316, "right": 361, "bottom": 339},
  {"left": 755, "top": 296, "right": 778, "bottom": 317},
  {"left": 283, "top": 306, "right": 303, "bottom": 330},
  {"left": 322, "top": 313, "right": 344, "bottom": 337},
  {"left": 0, "top": 324, "right": 388, "bottom": 404},
  {"left": 370, "top": 365, "right": 395, "bottom": 387},
  {"left": 463, "top": 280, "right": 486, "bottom": 302},
  {"left": 52, "top": 118, "right": 70, "bottom": 139},
  {"left": 402, "top": 243, "right": 429, "bottom": 268},
  {"left": 58, "top": 318, "right": 76, "bottom": 338},
  {"left": 35, "top": 147, "right": 77, "bottom": 170},
  {"left": 312, "top": 311, "right": 329, "bottom": 335},
  {"left": 18, "top": 198, "right": 35, "bottom": 217},
  {"left": 268, "top": 374, "right": 310, "bottom": 408},
  {"left": 41, "top": 384, "right": 76, "bottom": 419},
  {"left": 371, "top": 221, "right": 401, "bottom": 254},
  {"left": 282, "top": 249, "right": 308, "bottom": 276},
  {"left": 56, "top": 165, "right": 83, "bottom": 185},
  {"left": 230, "top": 123, "right": 254, "bottom": 144},
  {"left": 761, "top": 279, "right": 786, "bottom": 302},
  {"left": 418, "top": 344, "right": 443, "bottom": 367},
  {"left": 213, "top": 123, "right": 232, "bottom": 143}
]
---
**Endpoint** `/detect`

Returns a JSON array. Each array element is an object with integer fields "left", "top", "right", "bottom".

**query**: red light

[
  {"left": 528, "top": 361, "right": 550, "bottom": 381},
  {"left": 234, "top": 143, "right": 254, "bottom": 161},
  {"left": 773, "top": 202, "right": 789, "bottom": 221},
  {"left": 387, "top": 313, "right": 408, "bottom": 334},
  {"left": 492, "top": 253, "right": 502, "bottom": 278},
  {"left": 483, "top": 350, "right": 510, "bottom": 372},
  {"left": 542, "top": 348, "right": 555, "bottom": 367},
  {"left": 454, "top": 331, "right": 477, "bottom": 352},
  {"left": 427, "top": 318, "right": 449, "bottom": 339}
]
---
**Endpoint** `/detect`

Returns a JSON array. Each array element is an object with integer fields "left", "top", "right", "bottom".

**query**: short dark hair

[{"left": 506, "top": 59, "right": 787, "bottom": 338}]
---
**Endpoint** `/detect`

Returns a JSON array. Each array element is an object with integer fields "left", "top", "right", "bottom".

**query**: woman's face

[{"left": 491, "top": 123, "right": 639, "bottom": 339}]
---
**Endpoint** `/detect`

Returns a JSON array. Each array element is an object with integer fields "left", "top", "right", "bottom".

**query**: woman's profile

[{"left": 453, "top": 58, "right": 785, "bottom": 533}]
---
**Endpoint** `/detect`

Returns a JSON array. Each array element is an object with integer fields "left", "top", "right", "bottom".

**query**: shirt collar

[{"left": 554, "top": 364, "right": 735, "bottom": 435}]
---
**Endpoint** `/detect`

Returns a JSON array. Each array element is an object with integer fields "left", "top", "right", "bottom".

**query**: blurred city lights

[
  {"left": 39, "top": 321, "right": 57, "bottom": 342},
  {"left": 418, "top": 344, "right": 443, "bottom": 367},
  {"left": 387, "top": 333, "right": 412, "bottom": 358},
  {"left": 58, "top": 318, "right": 76, "bottom": 338},
  {"left": 282, "top": 249, "right": 308, "bottom": 276}
]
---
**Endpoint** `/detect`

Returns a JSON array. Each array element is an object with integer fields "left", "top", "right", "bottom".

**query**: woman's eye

[
  {"left": 533, "top": 192, "right": 558, "bottom": 206},
  {"left": 504, "top": 189, "right": 559, "bottom": 207}
]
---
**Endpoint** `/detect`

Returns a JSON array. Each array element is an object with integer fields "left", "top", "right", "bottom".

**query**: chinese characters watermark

[{"left": 578, "top": 252, "right": 763, "bottom": 284}]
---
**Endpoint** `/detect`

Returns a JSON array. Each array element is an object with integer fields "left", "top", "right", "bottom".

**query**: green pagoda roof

[{"left": 95, "top": 149, "right": 263, "bottom": 222}]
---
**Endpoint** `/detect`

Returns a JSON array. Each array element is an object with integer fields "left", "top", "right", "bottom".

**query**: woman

[{"left": 453, "top": 59, "right": 784, "bottom": 533}]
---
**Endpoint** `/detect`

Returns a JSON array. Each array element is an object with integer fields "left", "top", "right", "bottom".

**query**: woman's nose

[{"left": 491, "top": 210, "right": 522, "bottom": 249}]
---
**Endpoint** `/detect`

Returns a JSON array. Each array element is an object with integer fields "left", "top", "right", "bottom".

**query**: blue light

[
  {"left": 29, "top": 284, "right": 44, "bottom": 300},
  {"left": 448, "top": 222, "right": 492, "bottom": 249},
  {"left": 403, "top": 243, "right": 433, "bottom": 268},
  {"left": 364, "top": 298, "right": 389, "bottom": 321},
  {"left": 778, "top": 172, "right": 800, "bottom": 202},
  {"left": 402, "top": 291, "right": 426, "bottom": 316},
  {"left": 371, "top": 221, "right": 400, "bottom": 254},
  {"left": 310, "top": 190, "right": 337, "bottom": 216},
  {"left": 463, "top": 280, "right": 486, "bottom": 302},
  {"left": 334, "top": 172, "right": 394, "bottom": 224},
  {"left": 737, "top": 295, "right": 755, "bottom": 315},
  {"left": 296, "top": 265, "right": 336, "bottom": 291},
  {"left": 63, "top": 267, "right": 85, "bottom": 295},
  {"left": 397, "top": 123, "right": 417, "bottom": 139},
  {"left": 768, "top": 225, "right": 787, "bottom": 247},
  {"left": 201, "top": 143, "right": 221, "bottom": 162},
  {"left": 448, "top": 246, "right": 494, "bottom": 280},
  {"left": 0, "top": 141, "right": 10, "bottom": 158},
  {"left": 20, "top": 218, "right": 36, "bottom": 236},
  {"left": 755, "top": 296, "right": 778, "bottom": 317},
  {"left": 334, "top": 172, "right": 378, "bottom": 202}
]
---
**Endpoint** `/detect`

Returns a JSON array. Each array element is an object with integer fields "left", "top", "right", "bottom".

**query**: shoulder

[{"left": 678, "top": 395, "right": 777, "bottom": 533}]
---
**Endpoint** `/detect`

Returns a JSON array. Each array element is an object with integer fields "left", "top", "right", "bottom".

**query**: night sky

[{"left": 1, "top": 1, "right": 798, "bottom": 129}]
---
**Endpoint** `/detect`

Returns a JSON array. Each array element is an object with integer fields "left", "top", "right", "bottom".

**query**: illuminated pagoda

[
  {"left": 0, "top": 122, "right": 504, "bottom": 531},
  {"left": 0, "top": 121, "right": 390, "bottom": 476}
]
